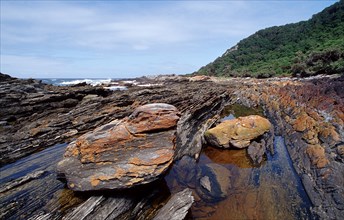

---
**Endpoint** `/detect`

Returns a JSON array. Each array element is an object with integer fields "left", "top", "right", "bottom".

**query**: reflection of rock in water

[
  {"left": 165, "top": 137, "right": 313, "bottom": 219},
  {"left": 203, "top": 146, "right": 255, "bottom": 168},
  {"left": 207, "top": 136, "right": 313, "bottom": 220},
  {"left": 0, "top": 143, "right": 80, "bottom": 219},
  {"left": 196, "top": 163, "right": 231, "bottom": 203},
  {"left": 220, "top": 103, "right": 264, "bottom": 120}
]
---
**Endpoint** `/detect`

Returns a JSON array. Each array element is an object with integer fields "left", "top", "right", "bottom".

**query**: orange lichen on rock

[
  {"left": 57, "top": 103, "right": 180, "bottom": 191},
  {"left": 306, "top": 145, "right": 329, "bottom": 168}
]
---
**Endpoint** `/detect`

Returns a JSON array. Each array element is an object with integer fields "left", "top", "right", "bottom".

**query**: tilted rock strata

[
  {"left": 57, "top": 103, "right": 180, "bottom": 191},
  {"left": 205, "top": 115, "right": 272, "bottom": 149},
  {"left": 234, "top": 75, "right": 344, "bottom": 219},
  {"left": 153, "top": 188, "right": 194, "bottom": 220}
]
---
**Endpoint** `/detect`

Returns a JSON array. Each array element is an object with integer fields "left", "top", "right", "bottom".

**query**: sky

[{"left": 0, "top": 0, "right": 338, "bottom": 79}]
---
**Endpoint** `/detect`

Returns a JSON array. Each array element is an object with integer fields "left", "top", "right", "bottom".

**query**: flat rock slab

[
  {"left": 57, "top": 103, "right": 180, "bottom": 191},
  {"left": 205, "top": 115, "right": 271, "bottom": 148}
]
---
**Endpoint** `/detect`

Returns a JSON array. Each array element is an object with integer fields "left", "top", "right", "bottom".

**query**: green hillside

[{"left": 196, "top": 0, "right": 344, "bottom": 78}]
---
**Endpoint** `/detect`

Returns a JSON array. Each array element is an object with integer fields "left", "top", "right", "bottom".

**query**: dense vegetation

[{"left": 196, "top": 0, "right": 344, "bottom": 78}]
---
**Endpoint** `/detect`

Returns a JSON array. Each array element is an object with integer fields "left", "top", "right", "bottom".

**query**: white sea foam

[
  {"left": 59, "top": 79, "right": 112, "bottom": 86},
  {"left": 103, "top": 86, "right": 127, "bottom": 91}
]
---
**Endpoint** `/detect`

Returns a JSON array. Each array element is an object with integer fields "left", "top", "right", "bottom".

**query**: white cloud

[
  {"left": 0, "top": 0, "right": 337, "bottom": 78},
  {"left": 1, "top": 1, "right": 253, "bottom": 53}
]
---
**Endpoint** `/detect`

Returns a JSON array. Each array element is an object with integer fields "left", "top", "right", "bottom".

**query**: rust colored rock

[
  {"left": 57, "top": 103, "right": 180, "bottom": 191},
  {"left": 306, "top": 144, "right": 329, "bottom": 168},
  {"left": 127, "top": 103, "right": 180, "bottom": 134},
  {"left": 205, "top": 115, "right": 271, "bottom": 149}
]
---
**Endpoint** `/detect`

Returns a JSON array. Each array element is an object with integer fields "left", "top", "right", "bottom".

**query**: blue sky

[{"left": 0, "top": 0, "right": 338, "bottom": 79}]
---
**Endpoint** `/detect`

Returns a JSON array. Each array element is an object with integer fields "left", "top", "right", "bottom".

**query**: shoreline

[{"left": 0, "top": 73, "right": 343, "bottom": 219}]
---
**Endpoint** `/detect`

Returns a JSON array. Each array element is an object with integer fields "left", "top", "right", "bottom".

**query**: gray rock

[{"left": 153, "top": 188, "right": 194, "bottom": 220}]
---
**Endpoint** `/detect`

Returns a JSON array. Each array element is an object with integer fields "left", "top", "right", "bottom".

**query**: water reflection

[
  {"left": 202, "top": 146, "right": 256, "bottom": 168},
  {"left": 0, "top": 143, "right": 85, "bottom": 219},
  {"left": 164, "top": 137, "right": 313, "bottom": 219},
  {"left": 220, "top": 103, "right": 264, "bottom": 121}
]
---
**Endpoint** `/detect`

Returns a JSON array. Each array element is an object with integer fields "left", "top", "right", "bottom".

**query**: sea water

[{"left": 39, "top": 78, "right": 114, "bottom": 86}]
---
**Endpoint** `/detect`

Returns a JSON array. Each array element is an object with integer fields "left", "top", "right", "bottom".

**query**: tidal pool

[
  {"left": 0, "top": 143, "right": 87, "bottom": 219},
  {"left": 164, "top": 136, "right": 314, "bottom": 220},
  {"left": 164, "top": 104, "right": 314, "bottom": 219}
]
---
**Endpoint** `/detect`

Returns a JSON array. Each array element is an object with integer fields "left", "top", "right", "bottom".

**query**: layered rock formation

[
  {"left": 234, "top": 74, "right": 344, "bottom": 219},
  {"left": 57, "top": 103, "right": 180, "bottom": 191},
  {"left": 1, "top": 73, "right": 343, "bottom": 219}
]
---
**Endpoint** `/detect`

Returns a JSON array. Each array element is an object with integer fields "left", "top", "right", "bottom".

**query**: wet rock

[
  {"left": 247, "top": 141, "right": 266, "bottom": 165},
  {"left": 234, "top": 75, "right": 344, "bottom": 218},
  {"left": 205, "top": 115, "right": 271, "bottom": 149},
  {"left": 247, "top": 130, "right": 274, "bottom": 165},
  {"left": 57, "top": 103, "right": 180, "bottom": 191},
  {"left": 196, "top": 163, "right": 231, "bottom": 202},
  {"left": 170, "top": 156, "right": 198, "bottom": 188},
  {"left": 153, "top": 188, "right": 194, "bottom": 220},
  {"left": 0, "top": 170, "right": 46, "bottom": 193}
]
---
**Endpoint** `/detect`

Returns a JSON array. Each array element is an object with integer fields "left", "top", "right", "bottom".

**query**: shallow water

[
  {"left": 0, "top": 143, "right": 87, "bottom": 219},
  {"left": 164, "top": 104, "right": 313, "bottom": 219},
  {"left": 220, "top": 103, "right": 264, "bottom": 121},
  {"left": 164, "top": 136, "right": 313, "bottom": 220}
]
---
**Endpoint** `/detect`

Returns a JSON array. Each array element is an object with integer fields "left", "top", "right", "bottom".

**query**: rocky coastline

[{"left": 0, "top": 73, "right": 343, "bottom": 219}]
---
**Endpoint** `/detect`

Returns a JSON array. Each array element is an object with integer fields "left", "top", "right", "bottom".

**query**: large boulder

[
  {"left": 205, "top": 115, "right": 271, "bottom": 149},
  {"left": 57, "top": 103, "right": 180, "bottom": 191}
]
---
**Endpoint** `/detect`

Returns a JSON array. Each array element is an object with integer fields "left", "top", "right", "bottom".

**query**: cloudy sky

[{"left": 0, "top": 0, "right": 337, "bottom": 79}]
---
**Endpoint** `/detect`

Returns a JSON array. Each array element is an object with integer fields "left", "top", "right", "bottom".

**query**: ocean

[{"left": 40, "top": 78, "right": 115, "bottom": 86}]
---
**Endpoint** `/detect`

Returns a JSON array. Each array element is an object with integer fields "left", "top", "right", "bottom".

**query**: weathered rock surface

[
  {"left": 0, "top": 73, "right": 230, "bottom": 166},
  {"left": 196, "top": 163, "right": 231, "bottom": 202},
  {"left": 205, "top": 115, "right": 272, "bottom": 149},
  {"left": 57, "top": 103, "right": 180, "bottom": 191},
  {"left": 153, "top": 188, "right": 194, "bottom": 220},
  {"left": 234, "top": 74, "right": 344, "bottom": 219}
]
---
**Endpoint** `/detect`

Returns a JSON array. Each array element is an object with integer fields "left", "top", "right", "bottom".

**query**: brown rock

[
  {"left": 127, "top": 103, "right": 180, "bottom": 133},
  {"left": 337, "top": 145, "right": 344, "bottom": 157},
  {"left": 57, "top": 103, "right": 180, "bottom": 191},
  {"left": 189, "top": 75, "right": 211, "bottom": 81},
  {"left": 306, "top": 144, "right": 329, "bottom": 168},
  {"left": 205, "top": 115, "right": 271, "bottom": 148}
]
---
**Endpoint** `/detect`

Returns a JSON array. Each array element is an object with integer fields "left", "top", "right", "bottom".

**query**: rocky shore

[{"left": 0, "top": 73, "right": 343, "bottom": 219}]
